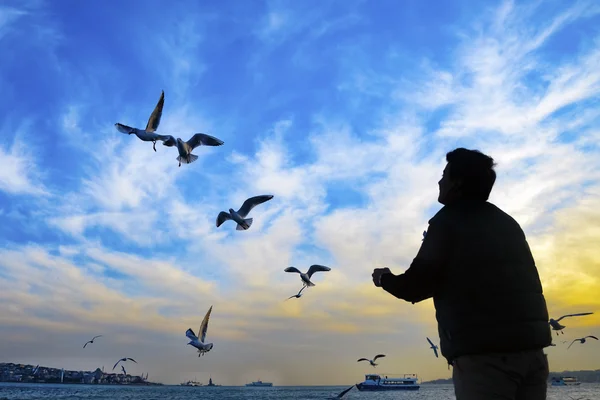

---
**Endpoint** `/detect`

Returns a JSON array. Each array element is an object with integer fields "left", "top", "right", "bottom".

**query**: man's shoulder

[{"left": 428, "top": 201, "right": 521, "bottom": 227}]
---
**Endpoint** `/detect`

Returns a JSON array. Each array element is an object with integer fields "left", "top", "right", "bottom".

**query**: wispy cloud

[
  {"left": 0, "top": 5, "right": 28, "bottom": 41},
  {"left": 0, "top": 122, "right": 48, "bottom": 197}
]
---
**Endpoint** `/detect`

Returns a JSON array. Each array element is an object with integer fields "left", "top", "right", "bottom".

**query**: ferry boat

[
  {"left": 551, "top": 376, "right": 580, "bottom": 386},
  {"left": 180, "top": 379, "right": 203, "bottom": 386},
  {"left": 245, "top": 379, "right": 273, "bottom": 387},
  {"left": 356, "top": 373, "right": 420, "bottom": 391}
]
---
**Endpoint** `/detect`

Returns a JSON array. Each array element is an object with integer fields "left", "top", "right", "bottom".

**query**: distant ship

[
  {"left": 180, "top": 379, "right": 202, "bottom": 386},
  {"left": 356, "top": 373, "right": 420, "bottom": 391},
  {"left": 245, "top": 379, "right": 273, "bottom": 387},
  {"left": 551, "top": 376, "right": 580, "bottom": 386}
]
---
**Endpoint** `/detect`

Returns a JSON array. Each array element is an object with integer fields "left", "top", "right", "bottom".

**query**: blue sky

[{"left": 1, "top": 0, "right": 600, "bottom": 386}]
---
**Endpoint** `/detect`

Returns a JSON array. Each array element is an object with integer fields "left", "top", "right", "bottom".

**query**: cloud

[
  {"left": 0, "top": 124, "right": 48, "bottom": 197},
  {"left": 0, "top": 5, "right": 27, "bottom": 41}
]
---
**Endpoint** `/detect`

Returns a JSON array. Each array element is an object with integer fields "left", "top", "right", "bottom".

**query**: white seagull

[
  {"left": 567, "top": 335, "right": 598, "bottom": 349},
  {"left": 115, "top": 90, "right": 171, "bottom": 151},
  {"left": 216, "top": 195, "right": 274, "bottom": 231},
  {"left": 162, "top": 133, "right": 224, "bottom": 167},
  {"left": 357, "top": 354, "right": 386, "bottom": 367},
  {"left": 112, "top": 357, "right": 137, "bottom": 371},
  {"left": 186, "top": 305, "right": 214, "bottom": 357},
  {"left": 426, "top": 337, "right": 439, "bottom": 358},
  {"left": 83, "top": 335, "right": 102, "bottom": 348},
  {"left": 549, "top": 312, "right": 594, "bottom": 335},
  {"left": 285, "top": 286, "right": 306, "bottom": 301},
  {"left": 284, "top": 264, "right": 331, "bottom": 288}
]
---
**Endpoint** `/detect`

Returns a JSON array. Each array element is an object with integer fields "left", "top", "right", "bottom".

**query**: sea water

[{"left": 1, "top": 383, "right": 599, "bottom": 399}]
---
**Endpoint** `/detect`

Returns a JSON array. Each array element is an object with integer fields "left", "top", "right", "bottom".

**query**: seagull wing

[
  {"left": 186, "top": 133, "right": 224, "bottom": 150},
  {"left": 115, "top": 123, "right": 135, "bottom": 134},
  {"left": 373, "top": 354, "right": 386, "bottom": 361},
  {"left": 357, "top": 358, "right": 369, "bottom": 362},
  {"left": 337, "top": 385, "right": 355, "bottom": 398},
  {"left": 585, "top": 335, "right": 599, "bottom": 340},
  {"left": 145, "top": 90, "right": 164, "bottom": 132},
  {"left": 92, "top": 335, "right": 102, "bottom": 341},
  {"left": 284, "top": 267, "right": 302, "bottom": 274},
  {"left": 127, "top": 358, "right": 137, "bottom": 364},
  {"left": 426, "top": 337, "right": 435, "bottom": 347},
  {"left": 112, "top": 360, "right": 122, "bottom": 370},
  {"left": 297, "top": 286, "right": 306, "bottom": 295},
  {"left": 237, "top": 195, "right": 274, "bottom": 218},
  {"left": 83, "top": 341, "right": 91, "bottom": 348},
  {"left": 567, "top": 340, "right": 578, "bottom": 350},
  {"left": 186, "top": 328, "right": 198, "bottom": 341},
  {"left": 199, "top": 305, "right": 213, "bottom": 343},
  {"left": 216, "top": 211, "right": 232, "bottom": 227},
  {"left": 307, "top": 264, "right": 331, "bottom": 278},
  {"left": 161, "top": 135, "right": 177, "bottom": 147},
  {"left": 433, "top": 347, "right": 439, "bottom": 358},
  {"left": 121, "top": 366, "right": 126, "bottom": 375},
  {"left": 555, "top": 312, "right": 594, "bottom": 322}
]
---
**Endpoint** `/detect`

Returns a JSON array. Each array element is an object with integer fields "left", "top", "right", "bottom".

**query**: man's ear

[{"left": 453, "top": 178, "right": 463, "bottom": 190}]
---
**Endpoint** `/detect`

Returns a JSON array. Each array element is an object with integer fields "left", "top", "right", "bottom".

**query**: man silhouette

[{"left": 372, "top": 148, "right": 551, "bottom": 400}]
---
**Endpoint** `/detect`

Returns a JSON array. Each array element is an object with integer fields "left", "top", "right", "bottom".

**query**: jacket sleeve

[{"left": 380, "top": 211, "right": 453, "bottom": 303}]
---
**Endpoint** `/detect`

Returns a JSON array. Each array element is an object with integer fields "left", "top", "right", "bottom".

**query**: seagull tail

[
  {"left": 177, "top": 154, "right": 199, "bottom": 164},
  {"left": 236, "top": 218, "right": 253, "bottom": 230},
  {"left": 306, "top": 280, "right": 316, "bottom": 287}
]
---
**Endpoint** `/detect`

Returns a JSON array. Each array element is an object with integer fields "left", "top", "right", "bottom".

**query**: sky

[{"left": 0, "top": 0, "right": 599, "bottom": 386}]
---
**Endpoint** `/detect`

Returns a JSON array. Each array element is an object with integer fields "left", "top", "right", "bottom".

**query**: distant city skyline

[{"left": 0, "top": 0, "right": 599, "bottom": 386}]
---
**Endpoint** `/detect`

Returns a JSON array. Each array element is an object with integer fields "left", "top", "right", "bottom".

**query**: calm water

[{"left": 0, "top": 383, "right": 599, "bottom": 399}]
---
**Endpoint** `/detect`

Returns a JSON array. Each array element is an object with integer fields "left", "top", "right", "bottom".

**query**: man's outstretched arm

[{"left": 379, "top": 216, "right": 452, "bottom": 303}]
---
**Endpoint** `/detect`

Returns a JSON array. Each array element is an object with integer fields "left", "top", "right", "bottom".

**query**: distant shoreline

[
  {"left": 422, "top": 369, "right": 600, "bottom": 384},
  {"left": 0, "top": 363, "right": 160, "bottom": 386},
  {"left": 0, "top": 381, "right": 162, "bottom": 386}
]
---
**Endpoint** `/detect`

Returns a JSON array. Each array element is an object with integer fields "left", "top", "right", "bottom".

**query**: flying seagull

[
  {"left": 83, "top": 335, "right": 102, "bottom": 348},
  {"left": 285, "top": 286, "right": 306, "bottom": 301},
  {"left": 426, "top": 337, "right": 439, "bottom": 358},
  {"left": 330, "top": 384, "right": 356, "bottom": 399},
  {"left": 567, "top": 335, "right": 598, "bottom": 349},
  {"left": 549, "top": 312, "right": 594, "bottom": 335},
  {"left": 121, "top": 365, "right": 127, "bottom": 375},
  {"left": 216, "top": 195, "right": 274, "bottom": 231},
  {"left": 162, "top": 133, "right": 224, "bottom": 166},
  {"left": 112, "top": 358, "right": 137, "bottom": 371},
  {"left": 284, "top": 265, "right": 331, "bottom": 288},
  {"left": 186, "top": 305, "right": 214, "bottom": 357},
  {"left": 357, "top": 354, "right": 386, "bottom": 367},
  {"left": 115, "top": 90, "right": 171, "bottom": 151}
]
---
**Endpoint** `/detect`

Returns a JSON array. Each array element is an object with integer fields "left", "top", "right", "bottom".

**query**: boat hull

[
  {"left": 551, "top": 377, "right": 580, "bottom": 386},
  {"left": 245, "top": 382, "right": 273, "bottom": 387},
  {"left": 356, "top": 383, "right": 420, "bottom": 391}
]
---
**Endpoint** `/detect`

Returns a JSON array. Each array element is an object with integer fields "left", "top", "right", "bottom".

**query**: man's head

[{"left": 438, "top": 148, "right": 496, "bottom": 205}]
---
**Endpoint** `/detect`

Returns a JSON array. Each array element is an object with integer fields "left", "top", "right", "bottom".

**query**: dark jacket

[{"left": 380, "top": 199, "right": 552, "bottom": 363}]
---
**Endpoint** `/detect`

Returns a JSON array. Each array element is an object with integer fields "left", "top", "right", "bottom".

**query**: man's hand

[{"left": 372, "top": 267, "right": 392, "bottom": 287}]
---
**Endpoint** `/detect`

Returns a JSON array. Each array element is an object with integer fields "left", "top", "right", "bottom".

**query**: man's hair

[{"left": 446, "top": 148, "right": 496, "bottom": 201}]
